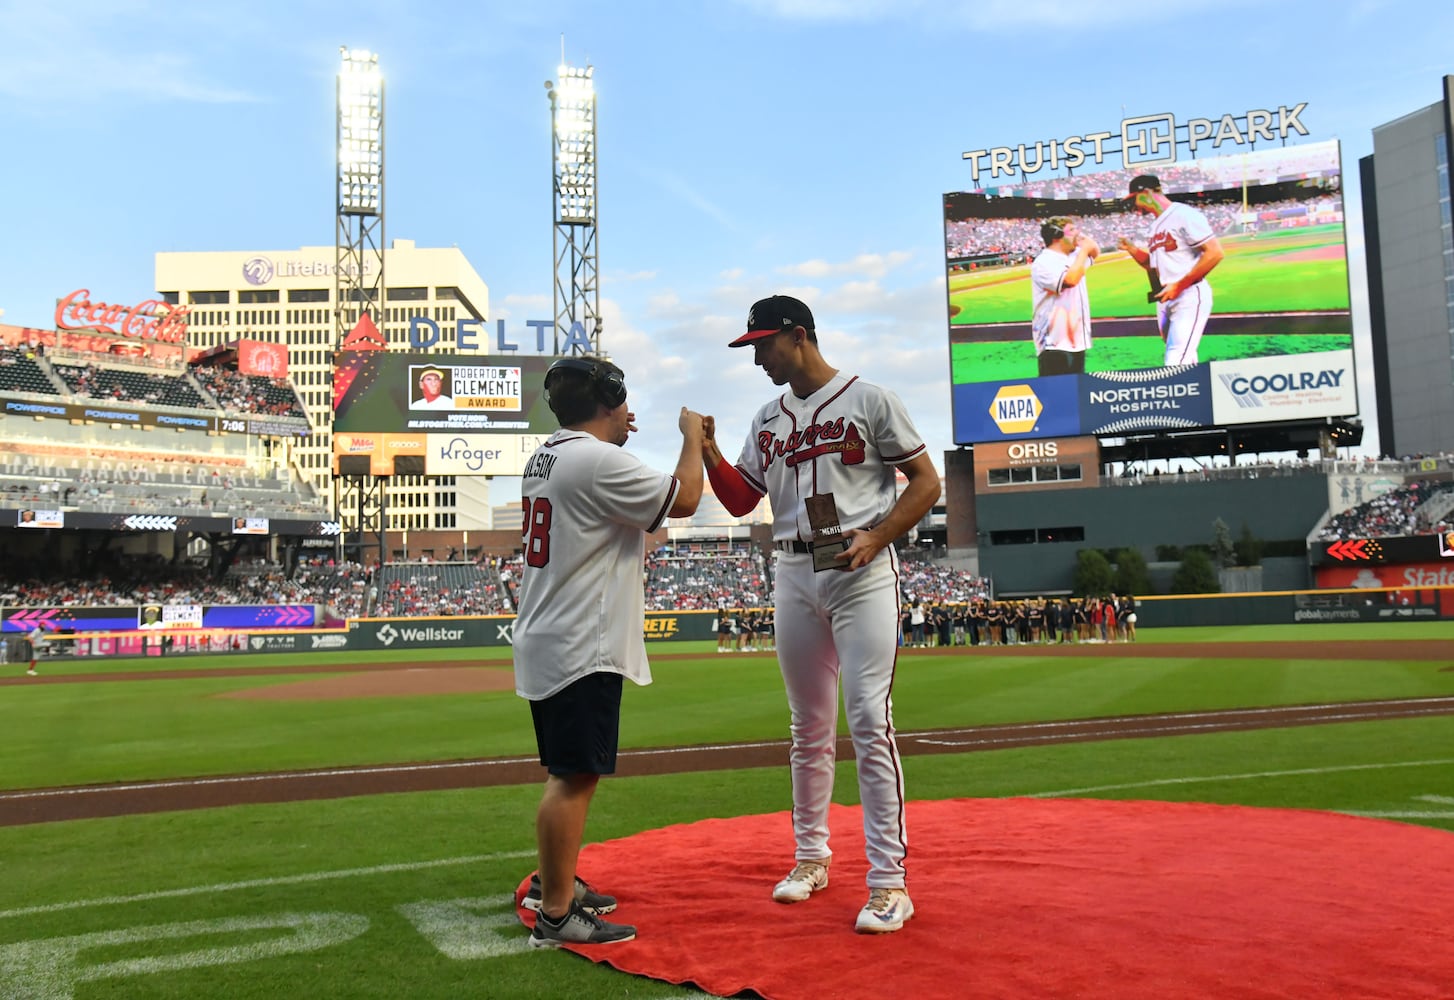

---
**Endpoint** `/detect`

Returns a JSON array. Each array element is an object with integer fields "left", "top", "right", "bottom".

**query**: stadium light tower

[
  {"left": 546, "top": 61, "right": 601, "bottom": 356},
  {"left": 336, "top": 47, "right": 385, "bottom": 350},
  {"left": 335, "top": 46, "right": 387, "bottom": 570}
]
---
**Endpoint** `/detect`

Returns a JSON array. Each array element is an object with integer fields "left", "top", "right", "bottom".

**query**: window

[
  {"left": 387, "top": 287, "right": 428, "bottom": 301},
  {"left": 189, "top": 290, "right": 230, "bottom": 305},
  {"left": 435, "top": 287, "right": 459, "bottom": 300},
  {"left": 239, "top": 289, "right": 279, "bottom": 304},
  {"left": 289, "top": 289, "right": 330, "bottom": 303}
]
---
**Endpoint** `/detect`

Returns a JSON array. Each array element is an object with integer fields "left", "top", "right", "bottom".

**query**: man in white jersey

[
  {"left": 1117, "top": 174, "right": 1226, "bottom": 365},
  {"left": 513, "top": 356, "right": 706, "bottom": 947},
  {"left": 1030, "top": 217, "right": 1100, "bottom": 376},
  {"left": 702, "top": 295, "right": 940, "bottom": 933}
]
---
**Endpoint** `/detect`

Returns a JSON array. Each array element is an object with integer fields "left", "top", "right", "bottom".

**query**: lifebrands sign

[
  {"left": 54, "top": 290, "right": 190, "bottom": 344},
  {"left": 962, "top": 103, "right": 1310, "bottom": 183}
]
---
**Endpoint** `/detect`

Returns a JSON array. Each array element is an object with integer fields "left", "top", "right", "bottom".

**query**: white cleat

[
  {"left": 855, "top": 888, "right": 914, "bottom": 933},
  {"left": 771, "top": 859, "right": 829, "bottom": 903}
]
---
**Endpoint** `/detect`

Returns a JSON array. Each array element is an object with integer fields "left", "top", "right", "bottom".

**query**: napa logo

[{"left": 988, "top": 384, "right": 1042, "bottom": 434}]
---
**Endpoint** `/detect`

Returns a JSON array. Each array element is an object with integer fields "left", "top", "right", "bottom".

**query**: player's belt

[{"left": 774, "top": 540, "right": 814, "bottom": 554}]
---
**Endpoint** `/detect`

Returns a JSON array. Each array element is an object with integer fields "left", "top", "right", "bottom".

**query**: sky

[{"left": 2, "top": 0, "right": 1451, "bottom": 507}]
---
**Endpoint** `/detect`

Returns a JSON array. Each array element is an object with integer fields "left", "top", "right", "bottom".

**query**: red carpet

[{"left": 516, "top": 798, "right": 1454, "bottom": 999}]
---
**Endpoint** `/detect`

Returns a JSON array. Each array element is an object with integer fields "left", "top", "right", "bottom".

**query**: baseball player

[
  {"left": 513, "top": 356, "right": 706, "bottom": 947},
  {"left": 1030, "top": 217, "right": 1099, "bottom": 376},
  {"left": 702, "top": 294, "right": 941, "bottom": 934},
  {"left": 1117, "top": 174, "right": 1226, "bottom": 365}
]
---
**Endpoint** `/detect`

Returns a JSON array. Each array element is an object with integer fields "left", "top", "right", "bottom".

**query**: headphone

[
  {"left": 1040, "top": 218, "right": 1066, "bottom": 245},
  {"left": 545, "top": 356, "right": 627, "bottom": 409}
]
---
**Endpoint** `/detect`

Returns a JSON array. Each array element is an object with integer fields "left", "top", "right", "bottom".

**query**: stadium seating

[{"left": 0, "top": 347, "right": 63, "bottom": 395}]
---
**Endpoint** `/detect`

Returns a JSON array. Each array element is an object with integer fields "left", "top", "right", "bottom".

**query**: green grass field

[
  {"left": 3, "top": 622, "right": 1452, "bottom": 999},
  {"left": 946, "top": 226, "right": 1354, "bottom": 384},
  {"left": 949, "top": 226, "right": 1351, "bottom": 324}
]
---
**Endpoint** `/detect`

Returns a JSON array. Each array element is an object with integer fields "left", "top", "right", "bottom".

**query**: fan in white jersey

[
  {"left": 1117, "top": 173, "right": 1226, "bottom": 365},
  {"left": 702, "top": 294, "right": 940, "bottom": 934},
  {"left": 513, "top": 356, "right": 706, "bottom": 946},
  {"left": 1030, "top": 216, "right": 1100, "bottom": 376}
]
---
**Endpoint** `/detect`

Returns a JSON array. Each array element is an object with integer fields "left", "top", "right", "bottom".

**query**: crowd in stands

[
  {"left": 644, "top": 547, "right": 770, "bottom": 610},
  {"left": 1317, "top": 480, "right": 1454, "bottom": 541},
  {"left": 52, "top": 361, "right": 207, "bottom": 409},
  {"left": 190, "top": 366, "right": 308, "bottom": 420}
]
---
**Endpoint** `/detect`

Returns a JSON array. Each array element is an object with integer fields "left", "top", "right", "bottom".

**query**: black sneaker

[
  {"left": 528, "top": 900, "right": 636, "bottom": 948},
  {"left": 522, "top": 873, "right": 617, "bottom": 915}
]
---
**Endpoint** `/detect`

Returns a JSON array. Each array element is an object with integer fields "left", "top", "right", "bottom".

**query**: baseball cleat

[
  {"left": 855, "top": 887, "right": 913, "bottom": 933},
  {"left": 771, "top": 859, "right": 830, "bottom": 903},
  {"left": 522, "top": 873, "right": 617, "bottom": 915},
  {"left": 528, "top": 900, "right": 635, "bottom": 948}
]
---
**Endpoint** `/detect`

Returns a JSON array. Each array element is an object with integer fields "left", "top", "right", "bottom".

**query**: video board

[
  {"left": 331, "top": 352, "right": 559, "bottom": 476},
  {"left": 944, "top": 139, "right": 1355, "bottom": 444}
]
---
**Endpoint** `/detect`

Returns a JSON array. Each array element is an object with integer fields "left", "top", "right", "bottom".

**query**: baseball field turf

[{"left": 3, "top": 621, "right": 1452, "bottom": 998}]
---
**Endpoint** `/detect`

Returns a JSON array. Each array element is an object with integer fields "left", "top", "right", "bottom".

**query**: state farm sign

[{"left": 54, "top": 289, "right": 190, "bottom": 344}]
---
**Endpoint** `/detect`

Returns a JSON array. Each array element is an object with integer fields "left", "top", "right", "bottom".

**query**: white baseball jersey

[
  {"left": 733, "top": 374, "right": 926, "bottom": 542},
  {"left": 1030, "top": 248, "right": 1093, "bottom": 354},
  {"left": 512, "top": 429, "right": 679, "bottom": 700},
  {"left": 1146, "top": 202, "right": 1215, "bottom": 287}
]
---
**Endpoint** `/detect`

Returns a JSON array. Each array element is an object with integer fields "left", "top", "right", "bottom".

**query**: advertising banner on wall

[{"left": 1209, "top": 350, "right": 1356, "bottom": 425}]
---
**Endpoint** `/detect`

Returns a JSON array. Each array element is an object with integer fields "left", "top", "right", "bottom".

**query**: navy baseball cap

[
  {"left": 730, "top": 295, "right": 815, "bottom": 348},
  {"left": 1126, "top": 174, "right": 1161, "bottom": 199}
]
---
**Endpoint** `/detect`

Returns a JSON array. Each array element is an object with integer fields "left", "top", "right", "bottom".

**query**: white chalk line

[
  {"left": 0, "top": 849, "right": 536, "bottom": 921},
  {"left": 914, "top": 706, "right": 1454, "bottom": 748},
  {"left": 1026, "top": 758, "right": 1454, "bottom": 797}
]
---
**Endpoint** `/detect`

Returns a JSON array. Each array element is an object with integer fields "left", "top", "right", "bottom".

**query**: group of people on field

[
  {"left": 713, "top": 606, "right": 775, "bottom": 653},
  {"left": 901, "top": 594, "right": 1137, "bottom": 647}
]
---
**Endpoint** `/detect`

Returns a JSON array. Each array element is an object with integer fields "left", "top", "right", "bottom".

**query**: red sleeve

[{"left": 708, "top": 457, "right": 762, "bottom": 517}]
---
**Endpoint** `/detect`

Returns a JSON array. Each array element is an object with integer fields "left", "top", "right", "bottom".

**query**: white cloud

[
  {"left": 777, "top": 251, "right": 914, "bottom": 280},
  {"left": 0, "top": 4, "right": 260, "bottom": 104}
]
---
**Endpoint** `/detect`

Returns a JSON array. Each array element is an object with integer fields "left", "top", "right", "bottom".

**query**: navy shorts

[{"left": 530, "top": 672, "right": 623, "bottom": 776}]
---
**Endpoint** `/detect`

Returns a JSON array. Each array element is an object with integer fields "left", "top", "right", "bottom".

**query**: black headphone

[
  {"left": 545, "top": 356, "right": 627, "bottom": 409},
  {"left": 1040, "top": 218, "right": 1066, "bottom": 244}
]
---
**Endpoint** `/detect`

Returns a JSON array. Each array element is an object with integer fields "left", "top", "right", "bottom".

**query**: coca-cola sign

[{"left": 54, "top": 289, "right": 191, "bottom": 343}]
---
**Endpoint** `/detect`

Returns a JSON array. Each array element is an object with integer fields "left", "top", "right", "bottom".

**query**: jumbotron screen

[
  {"left": 944, "top": 139, "right": 1355, "bottom": 443},
  {"left": 330, "top": 352, "right": 558, "bottom": 476}
]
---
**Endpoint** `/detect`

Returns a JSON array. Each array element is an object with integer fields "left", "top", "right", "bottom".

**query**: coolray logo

[
  {"left": 988, "top": 385, "right": 1042, "bottom": 434},
  {"left": 376, "top": 624, "right": 399, "bottom": 646},
  {"left": 311, "top": 634, "right": 349, "bottom": 649},
  {"left": 435, "top": 438, "right": 504, "bottom": 471},
  {"left": 242, "top": 257, "right": 275, "bottom": 285},
  {"left": 1220, "top": 366, "right": 1346, "bottom": 409}
]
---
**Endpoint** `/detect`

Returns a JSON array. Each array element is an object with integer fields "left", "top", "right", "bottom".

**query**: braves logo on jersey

[
  {"left": 758, "top": 419, "right": 866, "bottom": 469},
  {"left": 1147, "top": 231, "right": 1180, "bottom": 254}
]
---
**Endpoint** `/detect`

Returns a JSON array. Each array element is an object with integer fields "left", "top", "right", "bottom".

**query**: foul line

[
  {"left": 0, "top": 849, "right": 536, "bottom": 921},
  {"left": 1025, "top": 758, "right": 1454, "bottom": 798}
]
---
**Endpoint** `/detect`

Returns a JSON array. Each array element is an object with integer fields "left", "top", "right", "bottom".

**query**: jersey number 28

[{"left": 522, "top": 497, "right": 553, "bottom": 568}]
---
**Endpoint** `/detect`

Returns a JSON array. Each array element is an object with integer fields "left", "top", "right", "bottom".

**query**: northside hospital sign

[{"left": 961, "top": 102, "right": 1310, "bottom": 182}]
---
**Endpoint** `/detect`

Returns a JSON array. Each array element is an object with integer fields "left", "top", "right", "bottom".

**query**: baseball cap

[
  {"left": 729, "top": 295, "right": 815, "bottom": 348},
  {"left": 1126, "top": 174, "right": 1161, "bottom": 198}
]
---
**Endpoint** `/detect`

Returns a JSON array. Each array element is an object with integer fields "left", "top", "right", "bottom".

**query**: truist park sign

[
  {"left": 55, "top": 290, "right": 191, "bottom": 344},
  {"left": 961, "top": 103, "right": 1310, "bottom": 183}
]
